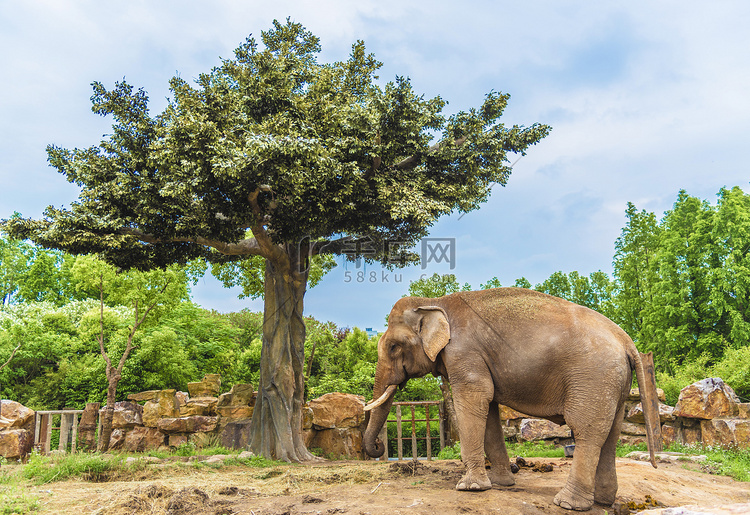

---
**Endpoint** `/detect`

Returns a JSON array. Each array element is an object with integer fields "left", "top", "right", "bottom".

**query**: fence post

[
  {"left": 410, "top": 405, "right": 417, "bottom": 461},
  {"left": 425, "top": 404, "right": 432, "bottom": 460},
  {"left": 396, "top": 405, "right": 403, "bottom": 460},
  {"left": 439, "top": 401, "right": 445, "bottom": 451}
]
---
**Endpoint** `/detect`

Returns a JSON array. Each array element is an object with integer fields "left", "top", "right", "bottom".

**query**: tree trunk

[
  {"left": 97, "top": 369, "right": 119, "bottom": 452},
  {"left": 248, "top": 245, "right": 315, "bottom": 462}
]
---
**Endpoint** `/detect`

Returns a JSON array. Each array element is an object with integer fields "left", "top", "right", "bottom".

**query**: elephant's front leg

[
  {"left": 452, "top": 382, "right": 494, "bottom": 491},
  {"left": 485, "top": 401, "right": 515, "bottom": 487}
]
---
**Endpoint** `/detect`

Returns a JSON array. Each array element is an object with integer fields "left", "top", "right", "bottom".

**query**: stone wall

[
  {"left": 2, "top": 375, "right": 747, "bottom": 460},
  {"left": 499, "top": 377, "right": 750, "bottom": 450}
]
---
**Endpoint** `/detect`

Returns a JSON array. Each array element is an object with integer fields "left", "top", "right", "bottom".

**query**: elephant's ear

[{"left": 413, "top": 306, "right": 450, "bottom": 362}]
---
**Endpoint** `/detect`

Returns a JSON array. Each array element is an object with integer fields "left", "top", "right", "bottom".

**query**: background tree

[
  {"left": 4, "top": 20, "right": 549, "bottom": 461},
  {"left": 71, "top": 256, "right": 191, "bottom": 450}
]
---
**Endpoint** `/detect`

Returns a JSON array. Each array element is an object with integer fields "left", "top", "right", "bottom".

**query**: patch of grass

[
  {"left": 22, "top": 451, "right": 130, "bottom": 484},
  {"left": 436, "top": 442, "right": 460, "bottom": 460},
  {"left": 0, "top": 465, "right": 39, "bottom": 514},
  {"left": 506, "top": 440, "right": 565, "bottom": 458},
  {"left": 666, "top": 443, "right": 750, "bottom": 482},
  {"left": 615, "top": 442, "right": 648, "bottom": 457}
]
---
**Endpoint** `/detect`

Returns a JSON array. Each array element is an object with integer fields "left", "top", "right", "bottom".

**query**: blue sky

[{"left": 1, "top": 1, "right": 749, "bottom": 329}]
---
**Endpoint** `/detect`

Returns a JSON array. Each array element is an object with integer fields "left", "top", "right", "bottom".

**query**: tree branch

[
  {"left": 0, "top": 342, "right": 21, "bottom": 373},
  {"left": 392, "top": 136, "right": 467, "bottom": 171},
  {"left": 119, "top": 228, "right": 265, "bottom": 256}
]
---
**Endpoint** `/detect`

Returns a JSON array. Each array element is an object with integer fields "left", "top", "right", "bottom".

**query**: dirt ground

[{"left": 28, "top": 456, "right": 750, "bottom": 515}]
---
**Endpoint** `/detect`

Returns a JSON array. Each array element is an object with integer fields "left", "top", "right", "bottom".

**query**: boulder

[
  {"left": 220, "top": 420, "right": 252, "bottom": 450},
  {"left": 673, "top": 378, "right": 739, "bottom": 419},
  {"left": 701, "top": 418, "right": 750, "bottom": 449},
  {"left": 518, "top": 418, "right": 571, "bottom": 441},
  {"left": 302, "top": 406, "right": 314, "bottom": 430},
  {"left": 0, "top": 428, "right": 32, "bottom": 458},
  {"left": 737, "top": 403, "right": 750, "bottom": 419},
  {"left": 123, "top": 427, "right": 167, "bottom": 452},
  {"left": 156, "top": 389, "right": 179, "bottom": 417},
  {"left": 308, "top": 427, "right": 363, "bottom": 459},
  {"left": 307, "top": 392, "right": 365, "bottom": 430},
  {"left": 217, "top": 384, "right": 255, "bottom": 407},
  {"left": 628, "top": 388, "right": 666, "bottom": 403},
  {"left": 176, "top": 391, "right": 189, "bottom": 407},
  {"left": 191, "top": 416, "right": 218, "bottom": 433},
  {"left": 216, "top": 406, "right": 253, "bottom": 421},
  {"left": 169, "top": 433, "right": 189, "bottom": 447},
  {"left": 179, "top": 397, "right": 217, "bottom": 417},
  {"left": 621, "top": 421, "right": 647, "bottom": 436},
  {"left": 0, "top": 400, "right": 34, "bottom": 430},
  {"left": 626, "top": 402, "right": 675, "bottom": 424},
  {"left": 108, "top": 428, "right": 127, "bottom": 450},
  {"left": 158, "top": 417, "right": 192, "bottom": 434},
  {"left": 109, "top": 401, "right": 143, "bottom": 429},
  {"left": 498, "top": 404, "right": 529, "bottom": 421},
  {"left": 661, "top": 424, "right": 678, "bottom": 447},
  {"left": 188, "top": 374, "right": 221, "bottom": 398},
  {"left": 142, "top": 401, "right": 160, "bottom": 428},
  {"left": 127, "top": 390, "right": 160, "bottom": 402}
]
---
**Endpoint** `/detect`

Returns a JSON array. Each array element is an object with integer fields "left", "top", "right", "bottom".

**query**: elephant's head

[{"left": 363, "top": 299, "right": 451, "bottom": 458}]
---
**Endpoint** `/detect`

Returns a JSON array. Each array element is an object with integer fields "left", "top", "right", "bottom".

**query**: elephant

[{"left": 363, "top": 288, "right": 660, "bottom": 511}]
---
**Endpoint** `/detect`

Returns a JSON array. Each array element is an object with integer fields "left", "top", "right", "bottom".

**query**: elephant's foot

[
  {"left": 594, "top": 475, "right": 618, "bottom": 506},
  {"left": 488, "top": 468, "right": 515, "bottom": 487},
  {"left": 456, "top": 468, "right": 492, "bottom": 491},
  {"left": 553, "top": 486, "right": 594, "bottom": 511}
]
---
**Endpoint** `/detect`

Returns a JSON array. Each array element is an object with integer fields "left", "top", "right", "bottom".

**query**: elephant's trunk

[{"left": 364, "top": 380, "right": 397, "bottom": 458}]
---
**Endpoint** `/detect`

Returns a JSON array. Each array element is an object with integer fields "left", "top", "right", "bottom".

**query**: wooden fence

[
  {"left": 34, "top": 410, "right": 85, "bottom": 453},
  {"left": 377, "top": 400, "right": 446, "bottom": 461}
]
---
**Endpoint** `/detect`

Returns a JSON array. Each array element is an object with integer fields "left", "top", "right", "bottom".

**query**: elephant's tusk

[{"left": 363, "top": 384, "right": 398, "bottom": 411}]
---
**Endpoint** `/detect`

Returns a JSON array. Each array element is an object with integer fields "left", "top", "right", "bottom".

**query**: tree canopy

[{"left": 2, "top": 19, "right": 550, "bottom": 461}]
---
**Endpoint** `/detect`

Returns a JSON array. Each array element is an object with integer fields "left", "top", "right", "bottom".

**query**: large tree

[{"left": 4, "top": 20, "right": 550, "bottom": 461}]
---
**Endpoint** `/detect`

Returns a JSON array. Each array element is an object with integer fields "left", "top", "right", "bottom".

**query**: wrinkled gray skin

[{"left": 364, "top": 288, "right": 658, "bottom": 511}]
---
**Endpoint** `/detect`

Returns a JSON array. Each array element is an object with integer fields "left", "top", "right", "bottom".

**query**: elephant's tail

[{"left": 630, "top": 348, "right": 662, "bottom": 468}]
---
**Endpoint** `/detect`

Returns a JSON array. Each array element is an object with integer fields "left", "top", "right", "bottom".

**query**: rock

[
  {"left": 189, "top": 432, "right": 213, "bottom": 449},
  {"left": 626, "top": 402, "right": 675, "bottom": 424},
  {"left": 191, "top": 416, "right": 218, "bottom": 433},
  {"left": 109, "top": 401, "right": 143, "bottom": 429},
  {"left": 79, "top": 402, "right": 100, "bottom": 429},
  {"left": 217, "top": 384, "right": 255, "bottom": 407},
  {"left": 179, "top": 397, "right": 218, "bottom": 417},
  {"left": 628, "top": 388, "right": 666, "bottom": 403},
  {"left": 302, "top": 406, "right": 314, "bottom": 430},
  {"left": 188, "top": 374, "right": 221, "bottom": 398},
  {"left": 169, "top": 433, "right": 189, "bottom": 447},
  {"left": 127, "top": 390, "right": 160, "bottom": 402},
  {"left": 501, "top": 420, "right": 519, "bottom": 439},
  {"left": 737, "top": 403, "right": 750, "bottom": 419},
  {"left": 142, "top": 401, "right": 160, "bottom": 428},
  {"left": 0, "top": 428, "right": 32, "bottom": 458},
  {"left": 158, "top": 417, "right": 191, "bottom": 434},
  {"left": 156, "top": 389, "right": 179, "bottom": 417},
  {"left": 673, "top": 377, "right": 739, "bottom": 419},
  {"left": 618, "top": 434, "right": 647, "bottom": 446},
  {"left": 307, "top": 392, "right": 365, "bottom": 429},
  {"left": 216, "top": 406, "right": 253, "bottom": 421},
  {"left": 123, "top": 427, "right": 167, "bottom": 452},
  {"left": 176, "top": 391, "right": 189, "bottom": 407},
  {"left": 0, "top": 400, "right": 34, "bottom": 430},
  {"left": 661, "top": 424, "right": 678, "bottom": 447},
  {"left": 78, "top": 402, "right": 100, "bottom": 451},
  {"left": 518, "top": 418, "right": 571, "bottom": 441},
  {"left": 220, "top": 420, "right": 252, "bottom": 450},
  {"left": 701, "top": 418, "right": 750, "bottom": 449},
  {"left": 621, "top": 421, "right": 647, "bottom": 436},
  {"left": 108, "top": 428, "right": 127, "bottom": 450},
  {"left": 308, "top": 427, "right": 363, "bottom": 459},
  {"left": 499, "top": 404, "right": 529, "bottom": 421}
]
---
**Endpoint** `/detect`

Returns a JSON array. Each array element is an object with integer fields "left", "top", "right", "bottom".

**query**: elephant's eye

[{"left": 390, "top": 343, "right": 397, "bottom": 353}]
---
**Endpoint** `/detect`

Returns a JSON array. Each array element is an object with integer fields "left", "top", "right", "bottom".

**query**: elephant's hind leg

[
  {"left": 594, "top": 405, "right": 625, "bottom": 506},
  {"left": 485, "top": 401, "right": 515, "bottom": 487}
]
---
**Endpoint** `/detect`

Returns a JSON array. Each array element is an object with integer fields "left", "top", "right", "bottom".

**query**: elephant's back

[{"left": 450, "top": 287, "right": 575, "bottom": 325}]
